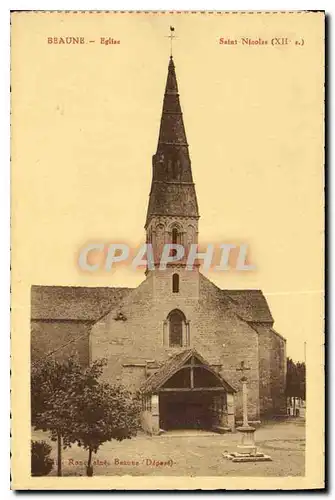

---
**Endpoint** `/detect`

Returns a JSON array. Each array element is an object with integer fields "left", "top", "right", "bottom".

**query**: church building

[{"left": 31, "top": 56, "right": 287, "bottom": 434}]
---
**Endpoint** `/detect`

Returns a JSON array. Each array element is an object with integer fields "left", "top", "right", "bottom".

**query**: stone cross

[
  {"left": 222, "top": 362, "right": 273, "bottom": 461},
  {"left": 236, "top": 361, "right": 251, "bottom": 427}
]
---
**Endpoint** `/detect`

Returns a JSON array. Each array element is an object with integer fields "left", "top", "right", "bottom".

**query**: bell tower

[{"left": 145, "top": 56, "right": 200, "bottom": 272}]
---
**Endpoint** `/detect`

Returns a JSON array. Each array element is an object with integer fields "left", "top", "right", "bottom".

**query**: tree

[
  {"left": 296, "top": 361, "right": 306, "bottom": 400},
  {"left": 31, "top": 356, "right": 106, "bottom": 476},
  {"left": 66, "top": 383, "right": 141, "bottom": 476},
  {"left": 31, "top": 440, "right": 54, "bottom": 476},
  {"left": 286, "top": 357, "right": 306, "bottom": 413}
]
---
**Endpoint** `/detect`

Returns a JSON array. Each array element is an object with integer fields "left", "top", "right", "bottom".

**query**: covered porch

[{"left": 140, "top": 349, "right": 236, "bottom": 435}]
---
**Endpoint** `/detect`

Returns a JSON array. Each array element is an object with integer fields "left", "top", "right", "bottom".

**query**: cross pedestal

[
  {"left": 235, "top": 426, "right": 257, "bottom": 455},
  {"left": 236, "top": 376, "right": 257, "bottom": 454},
  {"left": 223, "top": 362, "right": 272, "bottom": 463}
]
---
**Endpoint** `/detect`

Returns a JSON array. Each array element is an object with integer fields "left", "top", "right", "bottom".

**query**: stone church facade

[{"left": 31, "top": 56, "right": 286, "bottom": 434}]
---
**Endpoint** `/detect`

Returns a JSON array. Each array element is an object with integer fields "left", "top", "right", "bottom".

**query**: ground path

[{"left": 32, "top": 419, "right": 305, "bottom": 477}]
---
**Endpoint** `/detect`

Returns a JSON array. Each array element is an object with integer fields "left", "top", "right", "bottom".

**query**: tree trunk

[
  {"left": 86, "top": 447, "right": 93, "bottom": 477},
  {"left": 57, "top": 432, "right": 62, "bottom": 477}
]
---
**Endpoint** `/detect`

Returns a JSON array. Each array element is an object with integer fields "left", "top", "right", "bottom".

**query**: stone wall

[
  {"left": 270, "top": 329, "right": 287, "bottom": 414},
  {"left": 254, "top": 322, "right": 287, "bottom": 416},
  {"left": 31, "top": 273, "right": 286, "bottom": 423},
  {"left": 196, "top": 275, "right": 260, "bottom": 421},
  {"left": 256, "top": 323, "right": 273, "bottom": 416},
  {"left": 91, "top": 271, "right": 261, "bottom": 421}
]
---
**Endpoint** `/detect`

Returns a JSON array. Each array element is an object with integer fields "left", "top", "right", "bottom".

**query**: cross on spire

[
  {"left": 236, "top": 361, "right": 251, "bottom": 382},
  {"left": 165, "top": 26, "right": 177, "bottom": 57}
]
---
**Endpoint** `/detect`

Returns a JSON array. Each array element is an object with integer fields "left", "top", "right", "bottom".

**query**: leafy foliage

[
  {"left": 31, "top": 356, "right": 141, "bottom": 475},
  {"left": 286, "top": 357, "right": 306, "bottom": 399},
  {"left": 66, "top": 383, "right": 141, "bottom": 453},
  {"left": 31, "top": 356, "right": 106, "bottom": 444},
  {"left": 31, "top": 440, "right": 54, "bottom": 476},
  {"left": 66, "top": 382, "right": 141, "bottom": 473}
]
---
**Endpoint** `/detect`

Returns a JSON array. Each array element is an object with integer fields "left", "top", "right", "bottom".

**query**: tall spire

[
  {"left": 145, "top": 56, "right": 199, "bottom": 227},
  {"left": 157, "top": 56, "right": 188, "bottom": 147}
]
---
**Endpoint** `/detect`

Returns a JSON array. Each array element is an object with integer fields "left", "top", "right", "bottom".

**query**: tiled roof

[
  {"left": 31, "top": 285, "right": 131, "bottom": 321},
  {"left": 30, "top": 285, "right": 273, "bottom": 325},
  {"left": 141, "top": 348, "right": 236, "bottom": 394},
  {"left": 224, "top": 289, "right": 274, "bottom": 323}
]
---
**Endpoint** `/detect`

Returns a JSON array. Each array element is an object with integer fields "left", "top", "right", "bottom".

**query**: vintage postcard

[{"left": 11, "top": 11, "right": 325, "bottom": 490}]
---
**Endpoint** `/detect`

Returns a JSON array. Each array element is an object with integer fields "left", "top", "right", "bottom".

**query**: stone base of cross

[
  {"left": 223, "top": 361, "right": 272, "bottom": 463},
  {"left": 236, "top": 424, "right": 257, "bottom": 455}
]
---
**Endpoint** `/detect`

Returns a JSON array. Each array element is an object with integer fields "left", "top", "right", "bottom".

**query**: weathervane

[{"left": 165, "top": 26, "right": 177, "bottom": 57}]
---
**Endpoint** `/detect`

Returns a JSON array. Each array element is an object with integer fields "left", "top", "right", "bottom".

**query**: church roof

[
  {"left": 199, "top": 274, "right": 273, "bottom": 324},
  {"left": 145, "top": 56, "right": 199, "bottom": 226},
  {"left": 224, "top": 289, "right": 274, "bottom": 323},
  {"left": 141, "top": 348, "right": 236, "bottom": 394},
  {"left": 31, "top": 285, "right": 131, "bottom": 321},
  {"left": 31, "top": 285, "right": 273, "bottom": 324}
]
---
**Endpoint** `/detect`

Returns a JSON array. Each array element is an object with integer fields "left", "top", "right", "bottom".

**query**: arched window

[
  {"left": 172, "top": 273, "right": 179, "bottom": 293},
  {"left": 168, "top": 310, "right": 185, "bottom": 347}
]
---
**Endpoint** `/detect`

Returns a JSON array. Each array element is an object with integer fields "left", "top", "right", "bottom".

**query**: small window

[{"left": 172, "top": 273, "right": 179, "bottom": 293}]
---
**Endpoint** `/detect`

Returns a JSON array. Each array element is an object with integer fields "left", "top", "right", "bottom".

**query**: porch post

[
  {"left": 227, "top": 393, "right": 235, "bottom": 431},
  {"left": 151, "top": 394, "right": 160, "bottom": 435},
  {"left": 218, "top": 394, "right": 227, "bottom": 427}
]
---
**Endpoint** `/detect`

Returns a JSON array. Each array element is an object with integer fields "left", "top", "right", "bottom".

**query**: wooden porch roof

[{"left": 141, "top": 348, "right": 236, "bottom": 394}]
